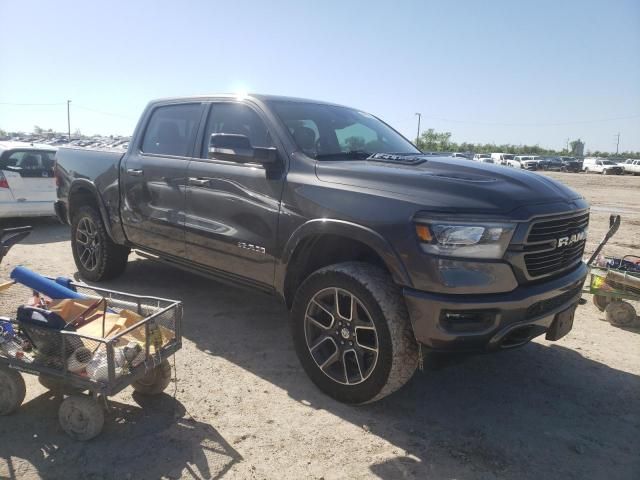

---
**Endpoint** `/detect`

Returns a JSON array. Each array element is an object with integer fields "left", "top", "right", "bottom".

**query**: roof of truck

[{"left": 149, "top": 93, "right": 348, "bottom": 108}]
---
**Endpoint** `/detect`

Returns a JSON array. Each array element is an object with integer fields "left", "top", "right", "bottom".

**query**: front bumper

[{"left": 403, "top": 262, "right": 587, "bottom": 352}]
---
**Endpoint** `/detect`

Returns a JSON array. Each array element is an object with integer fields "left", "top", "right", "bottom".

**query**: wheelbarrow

[
  {"left": 582, "top": 215, "right": 640, "bottom": 327},
  {"left": 0, "top": 226, "right": 183, "bottom": 440}
]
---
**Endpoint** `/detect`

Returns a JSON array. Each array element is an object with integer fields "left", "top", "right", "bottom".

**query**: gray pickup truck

[{"left": 55, "top": 94, "right": 589, "bottom": 403}]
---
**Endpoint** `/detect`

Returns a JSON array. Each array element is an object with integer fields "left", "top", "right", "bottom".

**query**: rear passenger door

[
  {"left": 121, "top": 102, "right": 204, "bottom": 257},
  {"left": 0, "top": 149, "right": 56, "bottom": 201},
  {"left": 184, "top": 101, "right": 285, "bottom": 288}
]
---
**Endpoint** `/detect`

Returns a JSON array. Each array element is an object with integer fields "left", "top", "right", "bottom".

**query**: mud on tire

[{"left": 291, "top": 262, "right": 418, "bottom": 404}]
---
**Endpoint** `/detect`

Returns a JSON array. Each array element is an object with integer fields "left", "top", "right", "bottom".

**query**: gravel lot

[{"left": 1, "top": 172, "right": 639, "bottom": 480}]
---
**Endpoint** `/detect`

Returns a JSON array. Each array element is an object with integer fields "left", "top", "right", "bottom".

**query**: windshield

[
  {"left": 268, "top": 101, "right": 420, "bottom": 159},
  {"left": 602, "top": 160, "right": 616, "bottom": 165},
  {"left": 503, "top": 154, "right": 514, "bottom": 160}
]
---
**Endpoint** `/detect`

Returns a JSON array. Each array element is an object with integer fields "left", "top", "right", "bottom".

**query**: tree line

[{"left": 416, "top": 128, "right": 639, "bottom": 158}]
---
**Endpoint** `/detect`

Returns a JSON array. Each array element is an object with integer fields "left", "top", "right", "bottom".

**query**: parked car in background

[
  {"left": 558, "top": 156, "right": 582, "bottom": 172},
  {"left": 620, "top": 159, "right": 640, "bottom": 175},
  {"left": 472, "top": 153, "right": 493, "bottom": 163},
  {"left": 583, "top": 157, "right": 624, "bottom": 175},
  {"left": 0, "top": 142, "right": 57, "bottom": 218},
  {"left": 507, "top": 155, "right": 542, "bottom": 170},
  {"left": 616, "top": 158, "right": 638, "bottom": 173},
  {"left": 451, "top": 152, "right": 470, "bottom": 159},
  {"left": 540, "top": 157, "right": 563, "bottom": 171},
  {"left": 491, "top": 153, "right": 514, "bottom": 165}
]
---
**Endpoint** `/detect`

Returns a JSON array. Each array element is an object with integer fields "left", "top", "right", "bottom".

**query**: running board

[{"left": 133, "top": 249, "right": 275, "bottom": 296}]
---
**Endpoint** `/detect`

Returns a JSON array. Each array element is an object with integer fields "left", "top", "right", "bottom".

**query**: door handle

[
  {"left": 127, "top": 168, "right": 144, "bottom": 176},
  {"left": 188, "top": 177, "right": 210, "bottom": 186}
]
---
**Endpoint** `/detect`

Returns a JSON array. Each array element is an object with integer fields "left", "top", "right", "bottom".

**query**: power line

[{"left": 0, "top": 102, "right": 66, "bottom": 106}]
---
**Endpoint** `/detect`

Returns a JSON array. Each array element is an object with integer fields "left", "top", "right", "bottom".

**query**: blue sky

[{"left": 1, "top": 0, "right": 639, "bottom": 152}]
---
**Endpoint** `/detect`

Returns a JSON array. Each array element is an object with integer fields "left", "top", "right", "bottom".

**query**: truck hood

[{"left": 315, "top": 156, "right": 584, "bottom": 216}]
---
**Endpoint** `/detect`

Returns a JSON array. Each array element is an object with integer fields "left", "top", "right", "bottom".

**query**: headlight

[{"left": 415, "top": 221, "right": 515, "bottom": 259}]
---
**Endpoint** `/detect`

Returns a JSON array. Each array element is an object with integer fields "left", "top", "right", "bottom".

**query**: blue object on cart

[
  {"left": 10, "top": 266, "right": 85, "bottom": 300},
  {"left": 0, "top": 318, "right": 15, "bottom": 340}
]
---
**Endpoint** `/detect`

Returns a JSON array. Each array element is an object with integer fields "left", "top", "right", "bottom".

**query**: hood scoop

[
  {"left": 367, "top": 153, "right": 427, "bottom": 165},
  {"left": 427, "top": 172, "right": 498, "bottom": 183}
]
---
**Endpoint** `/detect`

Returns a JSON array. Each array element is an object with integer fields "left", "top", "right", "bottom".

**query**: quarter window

[{"left": 141, "top": 103, "right": 202, "bottom": 156}]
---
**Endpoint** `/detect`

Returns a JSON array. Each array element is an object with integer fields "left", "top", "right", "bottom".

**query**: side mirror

[{"left": 209, "top": 134, "right": 278, "bottom": 165}]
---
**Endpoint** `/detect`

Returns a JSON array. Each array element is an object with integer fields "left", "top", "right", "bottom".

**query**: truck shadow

[
  {"left": 88, "top": 258, "right": 640, "bottom": 479},
  {"left": 0, "top": 390, "right": 242, "bottom": 480}
]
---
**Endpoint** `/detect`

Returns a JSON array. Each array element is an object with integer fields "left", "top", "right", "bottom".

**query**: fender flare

[
  {"left": 275, "top": 219, "right": 412, "bottom": 295},
  {"left": 67, "top": 179, "right": 116, "bottom": 241}
]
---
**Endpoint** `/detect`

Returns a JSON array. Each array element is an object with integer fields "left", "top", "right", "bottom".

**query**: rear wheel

[
  {"left": 132, "top": 360, "right": 172, "bottom": 395},
  {"left": 71, "top": 205, "right": 129, "bottom": 281},
  {"left": 291, "top": 262, "right": 418, "bottom": 404},
  {"left": 605, "top": 301, "right": 637, "bottom": 327}
]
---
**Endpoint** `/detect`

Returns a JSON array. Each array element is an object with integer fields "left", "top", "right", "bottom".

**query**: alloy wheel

[
  {"left": 304, "top": 287, "right": 379, "bottom": 385},
  {"left": 75, "top": 217, "right": 101, "bottom": 271}
]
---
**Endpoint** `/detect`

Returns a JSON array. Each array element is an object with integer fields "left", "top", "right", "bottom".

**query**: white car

[
  {"left": 616, "top": 158, "right": 638, "bottom": 173},
  {"left": 472, "top": 153, "right": 493, "bottom": 163},
  {"left": 0, "top": 142, "right": 57, "bottom": 218},
  {"left": 582, "top": 157, "right": 624, "bottom": 175},
  {"left": 491, "top": 153, "right": 515, "bottom": 165},
  {"left": 622, "top": 159, "right": 640, "bottom": 175},
  {"left": 507, "top": 155, "right": 542, "bottom": 170}
]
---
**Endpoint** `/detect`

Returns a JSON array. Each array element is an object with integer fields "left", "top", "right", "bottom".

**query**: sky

[{"left": 1, "top": 0, "right": 639, "bottom": 153}]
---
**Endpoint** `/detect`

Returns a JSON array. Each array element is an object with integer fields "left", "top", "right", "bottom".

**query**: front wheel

[
  {"left": 291, "top": 262, "right": 418, "bottom": 404},
  {"left": 0, "top": 367, "right": 26, "bottom": 415},
  {"left": 71, "top": 205, "right": 129, "bottom": 281}
]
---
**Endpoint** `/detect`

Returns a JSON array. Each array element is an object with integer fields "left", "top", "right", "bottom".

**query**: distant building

[{"left": 570, "top": 139, "right": 585, "bottom": 157}]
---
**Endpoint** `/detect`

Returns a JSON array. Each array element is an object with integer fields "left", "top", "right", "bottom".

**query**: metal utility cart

[
  {"left": 0, "top": 226, "right": 182, "bottom": 440},
  {"left": 583, "top": 215, "right": 640, "bottom": 327}
]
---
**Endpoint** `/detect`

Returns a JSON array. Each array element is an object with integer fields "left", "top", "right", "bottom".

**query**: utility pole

[
  {"left": 415, "top": 112, "right": 421, "bottom": 148},
  {"left": 566, "top": 138, "right": 570, "bottom": 153},
  {"left": 67, "top": 100, "right": 72, "bottom": 140},
  {"left": 615, "top": 133, "right": 620, "bottom": 155}
]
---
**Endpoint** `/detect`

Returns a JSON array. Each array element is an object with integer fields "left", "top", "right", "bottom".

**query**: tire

[
  {"left": 0, "top": 367, "right": 26, "bottom": 415},
  {"left": 71, "top": 205, "right": 129, "bottom": 281},
  {"left": 605, "top": 301, "right": 637, "bottom": 327},
  {"left": 291, "top": 262, "right": 418, "bottom": 404},
  {"left": 132, "top": 359, "right": 172, "bottom": 395},
  {"left": 58, "top": 395, "right": 104, "bottom": 441},
  {"left": 592, "top": 294, "right": 610, "bottom": 312}
]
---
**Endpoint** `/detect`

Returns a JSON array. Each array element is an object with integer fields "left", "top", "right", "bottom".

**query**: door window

[
  {"left": 202, "top": 103, "right": 273, "bottom": 158},
  {"left": 141, "top": 103, "right": 202, "bottom": 157}
]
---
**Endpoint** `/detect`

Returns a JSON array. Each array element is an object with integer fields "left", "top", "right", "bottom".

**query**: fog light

[{"left": 440, "top": 310, "right": 497, "bottom": 333}]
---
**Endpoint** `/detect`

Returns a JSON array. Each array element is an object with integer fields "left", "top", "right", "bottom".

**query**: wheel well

[
  {"left": 68, "top": 187, "right": 100, "bottom": 222},
  {"left": 283, "top": 234, "right": 389, "bottom": 308}
]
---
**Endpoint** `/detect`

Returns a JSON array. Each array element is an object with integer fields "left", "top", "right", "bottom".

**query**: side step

[{"left": 133, "top": 250, "right": 275, "bottom": 295}]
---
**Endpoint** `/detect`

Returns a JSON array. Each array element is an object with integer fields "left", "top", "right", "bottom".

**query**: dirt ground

[{"left": 1, "top": 172, "right": 639, "bottom": 480}]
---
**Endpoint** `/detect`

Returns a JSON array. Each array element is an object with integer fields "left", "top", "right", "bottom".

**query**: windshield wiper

[{"left": 314, "top": 150, "right": 372, "bottom": 160}]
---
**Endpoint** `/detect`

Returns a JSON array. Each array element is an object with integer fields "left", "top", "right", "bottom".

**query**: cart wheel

[
  {"left": 592, "top": 295, "right": 611, "bottom": 312},
  {"left": 0, "top": 367, "right": 26, "bottom": 415},
  {"left": 605, "top": 301, "right": 637, "bottom": 327},
  {"left": 132, "top": 359, "right": 172, "bottom": 395},
  {"left": 58, "top": 395, "right": 104, "bottom": 441},
  {"left": 39, "top": 375, "right": 85, "bottom": 395}
]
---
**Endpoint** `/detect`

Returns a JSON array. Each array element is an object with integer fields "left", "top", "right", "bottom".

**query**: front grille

[
  {"left": 527, "top": 212, "right": 589, "bottom": 243},
  {"left": 524, "top": 212, "right": 589, "bottom": 278},
  {"left": 525, "top": 284, "right": 582, "bottom": 319}
]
